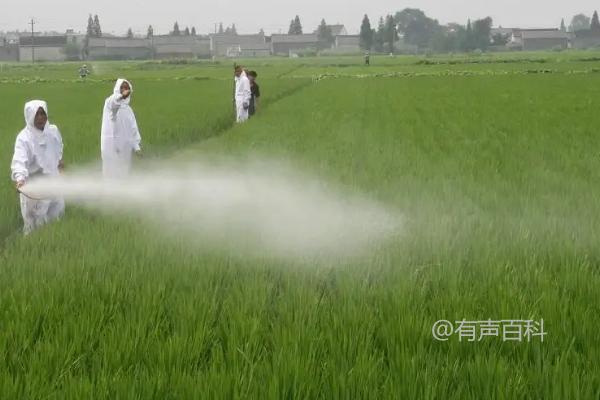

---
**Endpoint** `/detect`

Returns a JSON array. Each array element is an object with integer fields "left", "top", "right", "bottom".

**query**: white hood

[
  {"left": 113, "top": 78, "right": 133, "bottom": 105},
  {"left": 24, "top": 100, "right": 49, "bottom": 134}
]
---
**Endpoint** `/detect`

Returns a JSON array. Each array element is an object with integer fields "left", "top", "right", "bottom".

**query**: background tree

[
  {"left": 86, "top": 15, "right": 94, "bottom": 37},
  {"left": 374, "top": 17, "right": 385, "bottom": 52},
  {"left": 289, "top": 15, "right": 303, "bottom": 35},
  {"left": 591, "top": 11, "right": 600, "bottom": 33},
  {"left": 492, "top": 32, "right": 509, "bottom": 46},
  {"left": 384, "top": 14, "right": 398, "bottom": 53},
  {"left": 360, "top": 14, "right": 374, "bottom": 50},
  {"left": 93, "top": 15, "right": 102, "bottom": 37},
  {"left": 191, "top": 27, "right": 197, "bottom": 36},
  {"left": 429, "top": 28, "right": 450, "bottom": 53},
  {"left": 317, "top": 19, "right": 334, "bottom": 49},
  {"left": 147, "top": 25, "right": 154, "bottom": 39},
  {"left": 184, "top": 27, "right": 190, "bottom": 36},
  {"left": 295, "top": 15, "right": 303, "bottom": 34},
  {"left": 560, "top": 18, "right": 567, "bottom": 32},
  {"left": 570, "top": 14, "right": 591, "bottom": 32},
  {"left": 84, "top": 14, "right": 94, "bottom": 59},
  {"left": 463, "top": 19, "right": 474, "bottom": 51},
  {"left": 394, "top": 8, "right": 440, "bottom": 49},
  {"left": 231, "top": 24, "right": 238, "bottom": 35},
  {"left": 218, "top": 23, "right": 224, "bottom": 34},
  {"left": 172, "top": 22, "right": 181, "bottom": 36},
  {"left": 448, "top": 23, "right": 468, "bottom": 52},
  {"left": 126, "top": 28, "right": 133, "bottom": 38},
  {"left": 472, "top": 17, "right": 493, "bottom": 50}
]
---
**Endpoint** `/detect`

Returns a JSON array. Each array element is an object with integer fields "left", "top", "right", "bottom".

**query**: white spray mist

[{"left": 22, "top": 160, "right": 402, "bottom": 261}]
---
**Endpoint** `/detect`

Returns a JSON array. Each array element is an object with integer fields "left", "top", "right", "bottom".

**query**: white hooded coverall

[
  {"left": 11, "top": 100, "right": 65, "bottom": 235},
  {"left": 235, "top": 71, "right": 252, "bottom": 123},
  {"left": 101, "top": 78, "right": 142, "bottom": 178}
]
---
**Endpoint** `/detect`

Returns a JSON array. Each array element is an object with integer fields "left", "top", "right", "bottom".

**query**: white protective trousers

[
  {"left": 235, "top": 72, "right": 252, "bottom": 123},
  {"left": 11, "top": 100, "right": 65, "bottom": 235}
]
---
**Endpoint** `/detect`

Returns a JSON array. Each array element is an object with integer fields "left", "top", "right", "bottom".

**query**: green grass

[{"left": 1, "top": 53, "right": 599, "bottom": 399}]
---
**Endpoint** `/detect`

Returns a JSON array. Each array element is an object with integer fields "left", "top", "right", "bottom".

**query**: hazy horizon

[{"left": 0, "top": 1, "right": 598, "bottom": 36}]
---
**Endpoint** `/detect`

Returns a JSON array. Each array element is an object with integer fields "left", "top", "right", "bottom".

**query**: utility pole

[{"left": 29, "top": 18, "right": 35, "bottom": 63}]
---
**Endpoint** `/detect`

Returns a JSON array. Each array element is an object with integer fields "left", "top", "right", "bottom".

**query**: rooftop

[
  {"left": 271, "top": 34, "right": 319, "bottom": 43},
  {"left": 521, "top": 30, "right": 569, "bottom": 40},
  {"left": 19, "top": 35, "right": 67, "bottom": 46}
]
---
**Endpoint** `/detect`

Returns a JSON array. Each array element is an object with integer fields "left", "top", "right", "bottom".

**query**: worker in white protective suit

[
  {"left": 101, "top": 78, "right": 142, "bottom": 178},
  {"left": 234, "top": 66, "right": 252, "bottom": 123},
  {"left": 11, "top": 100, "right": 65, "bottom": 235}
]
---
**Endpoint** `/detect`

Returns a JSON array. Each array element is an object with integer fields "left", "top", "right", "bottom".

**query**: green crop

[{"left": 1, "top": 53, "right": 599, "bottom": 399}]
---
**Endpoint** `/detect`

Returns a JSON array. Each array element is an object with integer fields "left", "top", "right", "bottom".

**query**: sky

[{"left": 0, "top": 0, "right": 598, "bottom": 35}]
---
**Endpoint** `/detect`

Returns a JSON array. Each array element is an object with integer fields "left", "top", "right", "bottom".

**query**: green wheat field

[{"left": 1, "top": 53, "right": 599, "bottom": 399}]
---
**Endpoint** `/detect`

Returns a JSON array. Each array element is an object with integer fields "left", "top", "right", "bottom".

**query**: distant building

[
  {"left": 333, "top": 35, "right": 361, "bottom": 53},
  {"left": 210, "top": 33, "right": 270, "bottom": 57},
  {"left": 19, "top": 35, "right": 67, "bottom": 62},
  {"left": 271, "top": 34, "right": 319, "bottom": 56},
  {"left": 0, "top": 37, "right": 19, "bottom": 61},
  {"left": 87, "top": 37, "right": 150, "bottom": 60},
  {"left": 507, "top": 29, "right": 569, "bottom": 50},
  {"left": 152, "top": 35, "right": 211, "bottom": 59},
  {"left": 520, "top": 30, "right": 569, "bottom": 50}
]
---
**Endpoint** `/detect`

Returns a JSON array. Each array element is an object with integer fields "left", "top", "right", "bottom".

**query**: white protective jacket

[
  {"left": 101, "top": 78, "right": 142, "bottom": 178},
  {"left": 11, "top": 100, "right": 65, "bottom": 235},
  {"left": 234, "top": 71, "right": 252, "bottom": 123},
  {"left": 11, "top": 100, "right": 63, "bottom": 182}
]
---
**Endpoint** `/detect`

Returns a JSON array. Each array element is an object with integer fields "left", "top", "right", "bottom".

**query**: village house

[
  {"left": 87, "top": 36, "right": 150, "bottom": 60},
  {"left": 210, "top": 33, "right": 270, "bottom": 57},
  {"left": 151, "top": 35, "right": 211, "bottom": 59},
  {"left": 521, "top": 30, "right": 570, "bottom": 50},
  {"left": 0, "top": 37, "right": 19, "bottom": 61},
  {"left": 508, "top": 29, "right": 569, "bottom": 50},
  {"left": 333, "top": 35, "right": 361, "bottom": 53},
  {"left": 18, "top": 35, "right": 68, "bottom": 62},
  {"left": 271, "top": 34, "right": 319, "bottom": 56}
]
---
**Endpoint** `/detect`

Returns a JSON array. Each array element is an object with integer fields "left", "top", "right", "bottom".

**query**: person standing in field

[
  {"left": 101, "top": 78, "right": 142, "bottom": 178},
  {"left": 234, "top": 65, "right": 251, "bottom": 123},
  {"left": 364, "top": 51, "right": 370, "bottom": 66},
  {"left": 11, "top": 100, "right": 65, "bottom": 235},
  {"left": 247, "top": 70, "right": 261, "bottom": 118},
  {"left": 79, "top": 64, "right": 90, "bottom": 79}
]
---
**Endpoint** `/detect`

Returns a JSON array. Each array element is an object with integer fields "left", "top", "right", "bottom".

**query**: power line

[{"left": 29, "top": 18, "right": 35, "bottom": 63}]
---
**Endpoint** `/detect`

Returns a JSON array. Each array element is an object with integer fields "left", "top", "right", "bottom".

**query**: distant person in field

[
  {"left": 79, "top": 64, "right": 90, "bottom": 79},
  {"left": 247, "top": 70, "right": 261, "bottom": 118},
  {"left": 11, "top": 100, "right": 65, "bottom": 235},
  {"left": 101, "top": 78, "right": 142, "bottom": 178},
  {"left": 234, "top": 65, "right": 251, "bottom": 123},
  {"left": 365, "top": 51, "right": 370, "bottom": 66}
]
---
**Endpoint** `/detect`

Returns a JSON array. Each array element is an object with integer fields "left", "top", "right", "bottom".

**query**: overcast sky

[{"left": 0, "top": 1, "right": 598, "bottom": 35}]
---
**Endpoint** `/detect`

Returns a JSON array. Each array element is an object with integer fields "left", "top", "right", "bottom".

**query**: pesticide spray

[{"left": 21, "top": 160, "right": 401, "bottom": 261}]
